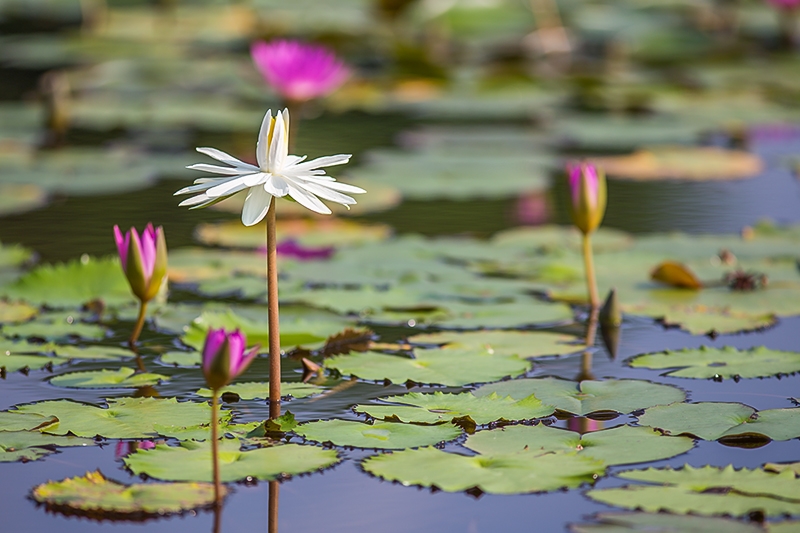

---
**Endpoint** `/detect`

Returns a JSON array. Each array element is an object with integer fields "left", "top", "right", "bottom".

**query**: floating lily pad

[
  {"left": 124, "top": 440, "right": 339, "bottom": 482},
  {"left": 6, "top": 398, "right": 220, "bottom": 439},
  {"left": 465, "top": 425, "right": 694, "bottom": 466},
  {"left": 418, "top": 299, "right": 575, "bottom": 330},
  {"left": 637, "top": 403, "right": 800, "bottom": 441},
  {"left": 195, "top": 382, "right": 323, "bottom": 401},
  {"left": 3, "top": 257, "right": 134, "bottom": 308},
  {"left": 0, "top": 300, "right": 37, "bottom": 323},
  {"left": 157, "top": 351, "right": 200, "bottom": 367},
  {"left": 628, "top": 346, "right": 800, "bottom": 379},
  {"left": 625, "top": 304, "right": 776, "bottom": 336},
  {"left": 355, "top": 391, "right": 553, "bottom": 425},
  {"left": 295, "top": 419, "right": 461, "bottom": 449},
  {"left": 49, "top": 344, "right": 135, "bottom": 361},
  {"left": 0, "top": 430, "right": 92, "bottom": 463},
  {"left": 0, "top": 183, "right": 47, "bottom": 216},
  {"left": 0, "top": 412, "right": 58, "bottom": 432},
  {"left": 474, "top": 378, "right": 686, "bottom": 416},
  {"left": 326, "top": 348, "right": 530, "bottom": 387},
  {"left": 569, "top": 511, "right": 767, "bottom": 533},
  {"left": 592, "top": 147, "right": 762, "bottom": 181},
  {"left": 0, "top": 353, "right": 67, "bottom": 373},
  {"left": 491, "top": 226, "right": 634, "bottom": 255},
  {"left": 362, "top": 446, "right": 605, "bottom": 494},
  {"left": 407, "top": 330, "right": 583, "bottom": 358},
  {"left": 49, "top": 368, "right": 169, "bottom": 389},
  {"left": 3, "top": 311, "right": 108, "bottom": 341},
  {"left": 195, "top": 218, "right": 391, "bottom": 249},
  {"left": 765, "top": 463, "right": 800, "bottom": 476},
  {"left": 31, "top": 470, "right": 221, "bottom": 518},
  {"left": 586, "top": 465, "right": 800, "bottom": 517},
  {"left": 151, "top": 421, "right": 263, "bottom": 442}
]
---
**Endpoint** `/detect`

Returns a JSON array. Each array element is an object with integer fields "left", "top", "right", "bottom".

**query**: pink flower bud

[
  {"left": 113, "top": 224, "right": 168, "bottom": 303},
  {"left": 251, "top": 40, "right": 350, "bottom": 102},
  {"left": 566, "top": 162, "right": 607, "bottom": 235},
  {"left": 202, "top": 328, "right": 259, "bottom": 391}
]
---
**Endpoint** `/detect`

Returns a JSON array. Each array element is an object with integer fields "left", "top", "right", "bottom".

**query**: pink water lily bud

[
  {"left": 251, "top": 39, "right": 350, "bottom": 102},
  {"left": 113, "top": 224, "right": 168, "bottom": 303},
  {"left": 202, "top": 328, "right": 260, "bottom": 391},
  {"left": 566, "top": 162, "right": 607, "bottom": 235}
]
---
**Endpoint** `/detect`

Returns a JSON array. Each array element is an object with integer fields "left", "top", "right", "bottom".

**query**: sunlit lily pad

[
  {"left": 31, "top": 470, "right": 221, "bottom": 517},
  {"left": 195, "top": 218, "right": 391, "bottom": 249},
  {"left": 3, "top": 257, "right": 134, "bottom": 308},
  {"left": 355, "top": 391, "right": 553, "bottom": 425},
  {"left": 124, "top": 440, "right": 339, "bottom": 482},
  {"left": 624, "top": 304, "right": 776, "bottom": 336},
  {"left": 48, "top": 344, "right": 136, "bottom": 361},
  {"left": 3, "top": 311, "right": 108, "bottom": 341},
  {"left": 569, "top": 511, "right": 768, "bottom": 533},
  {"left": 592, "top": 147, "right": 762, "bottom": 181},
  {"left": 475, "top": 378, "right": 686, "bottom": 416},
  {"left": 362, "top": 446, "right": 605, "bottom": 494},
  {"left": 766, "top": 463, "right": 800, "bottom": 476},
  {"left": 295, "top": 419, "right": 462, "bottom": 449},
  {"left": 637, "top": 403, "right": 800, "bottom": 441},
  {"left": 5, "top": 398, "right": 220, "bottom": 439},
  {"left": 157, "top": 350, "right": 200, "bottom": 367},
  {"left": 586, "top": 465, "right": 800, "bottom": 517},
  {"left": 195, "top": 382, "right": 323, "bottom": 401},
  {"left": 628, "top": 346, "right": 800, "bottom": 379},
  {"left": 0, "top": 412, "right": 58, "bottom": 432},
  {"left": 49, "top": 368, "right": 169, "bottom": 389},
  {"left": 0, "top": 300, "right": 37, "bottom": 323},
  {"left": 0, "top": 184, "right": 48, "bottom": 216},
  {"left": 407, "top": 330, "right": 584, "bottom": 358},
  {"left": 326, "top": 348, "right": 530, "bottom": 387},
  {"left": 0, "top": 430, "right": 93, "bottom": 463},
  {"left": 491, "top": 226, "right": 634, "bottom": 255},
  {"left": 151, "top": 421, "right": 263, "bottom": 442},
  {"left": 0, "top": 353, "right": 67, "bottom": 374},
  {"left": 465, "top": 425, "right": 694, "bottom": 467}
]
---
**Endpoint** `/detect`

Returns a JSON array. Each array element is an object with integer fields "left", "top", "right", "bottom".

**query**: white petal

[
  {"left": 186, "top": 163, "right": 246, "bottom": 176},
  {"left": 287, "top": 183, "right": 331, "bottom": 215},
  {"left": 300, "top": 178, "right": 366, "bottom": 194},
  {"left": 179, "top": 193, "right": 211, "bottom": 206},
  {"left": 290, "top": 154, "right": 351, "bottom": 172},
  {"left": 241, "top": 186, "right": 273, "bottom": 226},
  {"left": 268, "top": 112, "right": 287, "bottom": 171},
  {"left": 282, "top": 108, "right": 290, "bottom": 134},
  {"left": 255, "top": 109, "right": 272, "bottom": 169},
  {"left": 174, "top": 180, "right": 225, "bottom": 195},
  {"left": 206, "top": 177, "right": 252, "bottom": 198},
  {"left": 196, "top": 147, "right": 258, "bottom": 171},
  {"left": 285, "top": 155, "right": 306, "bottom": 166},
  {"left": 297, "top": 181, "right": 357, "bottom": 206},
  {"left": 263, "top": 176, "right": 290, "bottom": 197},
  {"left": 242, "top": 172, "right": 268, "bottom": 187}
]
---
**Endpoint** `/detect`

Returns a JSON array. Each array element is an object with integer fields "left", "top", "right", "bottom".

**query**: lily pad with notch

[
  {"left": 628, "top": 346, "right": 800, "bottom": 379},
  {"left": 0, "top": 430, "right": 93, "bottom": 463},
  {"left": 294, "top": 419, "right": 462, "bottom": 449}
]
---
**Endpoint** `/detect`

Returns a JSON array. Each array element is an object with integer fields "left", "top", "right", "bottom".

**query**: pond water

[{"left": 2, "top": 2, "right": 800, "bottom": 532}]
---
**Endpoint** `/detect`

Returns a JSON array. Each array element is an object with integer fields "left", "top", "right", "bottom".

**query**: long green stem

[
  {"left": 268, "top": 480, "right": 279, "bottom": 533},
  {"left": 582, "top": 233, "right": 599, "bottom": 309},
  {"left": 128, "top": 300, "right": 148, "bottom": 349},
  {"left": 211, "top": 390, "right": 222, "bottom": 508},
  {"left": 266, "top": 199, "right": 281, "bottom": 420}
]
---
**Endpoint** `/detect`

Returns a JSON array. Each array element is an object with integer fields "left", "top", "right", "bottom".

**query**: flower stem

[
  {"left": 266, "top": 198, "right": 281, "bottom": 420},
  {"left": 582, "top": 233, "right": 599, "bottom": 309},
  {"left": 128, "top": 300, "right": 148, "bottom": 349},
  {"left": 211, "top": 390, "right": 222, "bottom": 508},
  {"left": 268, "top": 480, "right": 279, "bottom": 533}
]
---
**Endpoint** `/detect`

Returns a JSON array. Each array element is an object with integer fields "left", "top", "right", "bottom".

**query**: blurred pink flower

[
  {"left": 251, "top": 40, "right": 350, "bottom": 102},
  {"left": 114, "top": 440, "right": 156, "bottom": 459},
  {"left": 202, "top": 328, "right": 259, "bottom": 391},
  {"left": 275, "top": 239, "right": 335, "bottom": 260}
]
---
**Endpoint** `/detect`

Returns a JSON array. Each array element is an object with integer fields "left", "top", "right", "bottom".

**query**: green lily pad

[
  {"left": 586, "top": 465, "right": 800, "bottom": 517},
  {"left": 181, "top": 309, "right": 350, "bottom": 352},
  {"left": 195, "top": 218, "right": 391, "bottom": 249},
  {"left": 0, "top": 300, "right": 37, "bottom": 323},
  {"left": 465, "top": 425, "right": 694, "bottom": 466},
  {"left": 362, "top": 446, "right": 605, "bottom": 494},
  {"left": 765, "top": 463, "right": 800, "bottom": 476},
  {"left": 3, "top": 256, "right": 134, "bottom": 308},
  {"left": 592, "top": 147, "right": 762, "bottom": 181},
  {"left": 49, "top": 344, "right": 136, "bottom": 361},
  {"left": 195, "top": 382, "right": 323, "bottom": 401},
  {"left": 0, "top": 412, "right": 58, "bottom": 432},
  {"left": 416, "top": 299, "right": 575, "bottom": 329},
  {"left": 0, "top": 430, "right": 93, "bottom": 463},
  {"left": 0, "top": 183, "right": 48, "bottom": 216},
  {"left": 3, "top": 311, "right": 108, "bottom": 341},
  {"left": 624, "top": 305, "right": 776, "bottom": 336},
  {"left": 326, "top": 348, "right": 530, "bottom": 387},
  {"left": 407, "top": 330, "right": 584, "bottom": 358},
  {"left": 355, "top": 391, "right": 553, "bottom": 425},
  {"left": 49, "top": 368, "right": 168, "bottom": 389},
  {"left": 6, "top": 398, "right": 221, "bottom": 439},
  {"left": 569, "top": 511, "right": 767, "bottom": 533},
  {"left": 637, "top": 403, "right": 800, "bottom": 441},
  {"left": 294, "top": 419, "right": 462, "bottom": 449},
  {"left": 553, "top": 115, "right": 702, "bottom": 151},
  {"left": 157, "top": 351, "right": 200, "bottom": 367},
  {"left": 31, "top": 470, "right": 221, "bottom": 517},
  {"left": 124, "top": 440, "right": 339, "bottom": 482},
  {"left": 151, "top": 421, "right": 263, "bottom": 442},
  {"left": 474, "top": 378, "right": 686, "bottom": 416},
  {"left": 628, "top": 346, "right": 800, "bottom": 379},
  {"left": 1, "top": 352, "right": 67, "bottom": 373},
  {"left": 491, "top": 226, "right": 634, "bottom": 255}
]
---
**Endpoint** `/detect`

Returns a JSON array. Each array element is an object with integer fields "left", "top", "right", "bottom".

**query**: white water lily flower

[{"left": 174, "top": 108, "right": 365, "bottom": 226}]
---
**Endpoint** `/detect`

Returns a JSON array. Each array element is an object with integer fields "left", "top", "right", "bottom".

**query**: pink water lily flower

[
  {"left": 251, "top": 40, "right": 350, "bottom": 102},
  {"left": 113, "top": 223, "right": 167, "bottom": 303},
  {"left": 566, "top": 162, "right": 607, "bottom": 235},
  {"left": 202, "top": 328, "right": 259, "bottom": 391}
]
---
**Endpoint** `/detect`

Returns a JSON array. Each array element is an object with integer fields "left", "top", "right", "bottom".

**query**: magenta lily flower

[
  {"left": 113, "top": 223, "right": 167, "bottom": 303},
  {"left": 566, "top": 162, "right": 607, "bottom": 235},
  {"left": 274, "top": 239, "right": 335, "bottom": 261},
  {"left": 202, "top": 328, "right": 259, "bottom": 391},
  {"left": 251, "top": 40, "right": 350, "bottom": 102}
]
